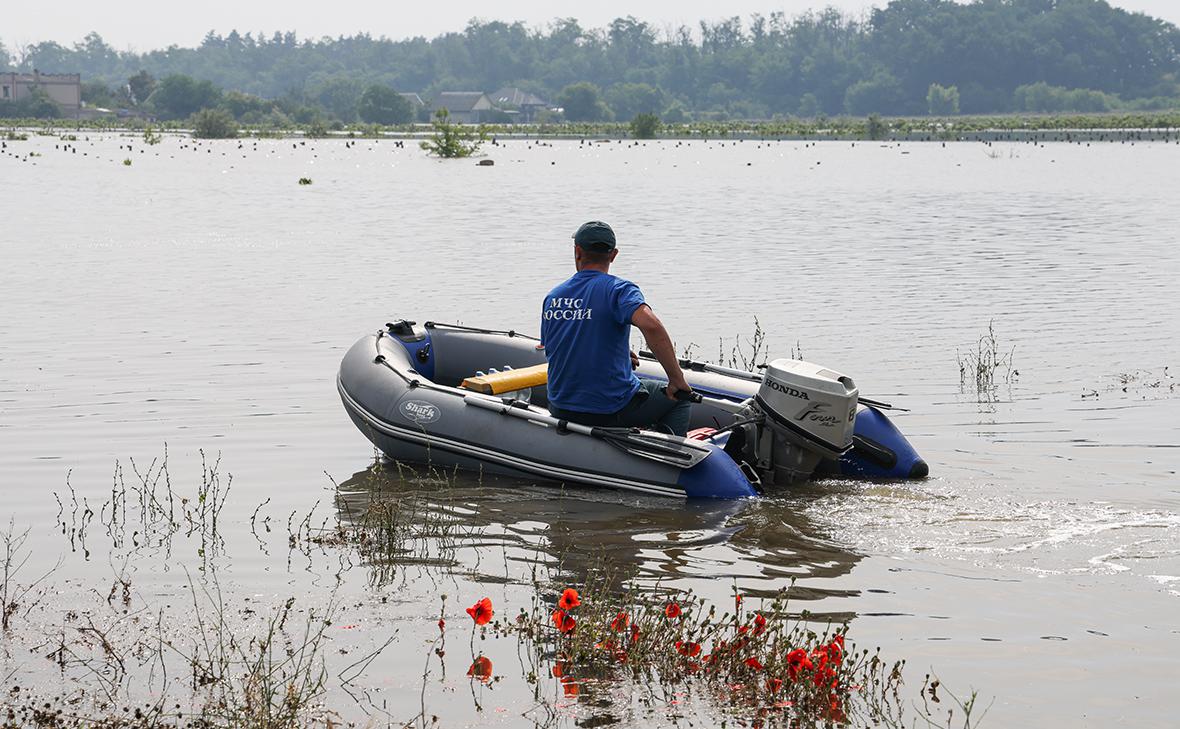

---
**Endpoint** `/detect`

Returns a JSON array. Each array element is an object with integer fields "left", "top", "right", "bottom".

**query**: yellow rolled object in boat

[{"left": 461, "top": 363, "right": 549, "bottom": 395}]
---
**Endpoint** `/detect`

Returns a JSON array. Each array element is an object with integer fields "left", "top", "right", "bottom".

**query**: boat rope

[
  {"left": 373, "top": 330, "right": 421, "bottom": 389},
  {"left": 423, "top": 321, "right": 541, "bottom": 342}
]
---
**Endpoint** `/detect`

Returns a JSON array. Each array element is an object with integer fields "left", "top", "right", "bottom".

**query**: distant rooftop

[
  {"left": 398, "top": 92, "right": 425, "bottom": 107},
  {"left": 490, "top": 87, "right": 548, "bottom": 107},
  {"left": 433, "top": 91, "right": 492, "bottom": 112}
]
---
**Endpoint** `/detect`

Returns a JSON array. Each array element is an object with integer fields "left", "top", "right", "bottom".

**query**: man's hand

[
  {"left": 630, "top": 350, "right": 640, "bottom": 369},
  {"left": 665, "top": 377, "right": 692, "bottom": 400}
]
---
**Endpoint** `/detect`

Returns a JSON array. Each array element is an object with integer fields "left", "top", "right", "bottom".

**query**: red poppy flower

[
  {"left": 664, "top": 602, "right": 682, "bottom": 619},
  {"left": 753, "top": 613, "right": 767, "bottom": 635},
  {"left": 828, "top": 635, "right": 844, "bottom": 661},
  {"left": 745, "top": 657, "right": 764, "bottom": 671},
  {"left": 629, "top": 623, "right": 640, "bottom": 642},
  {"left": 437, "top": 618, "right": 446, "bottom": 632},
  {"left": 786, "top": 648, "right": 813, "bottom": 679},
  {"left": 558, "top": 588, "right": 581, "bottom": 611},
  {"left": 467, "top": 656, "right": 493, "bottom": 682},
  {"left": 551, "top": 609, "right": 576, "bottom": 634},
  {"left": 814, "top": 665, "right": 838, "bottom": 689},
  {"left": 561, "top": 676, "right": 579, "bottom": 697},
  {"left": 675, "top": 641, "right": 702, "bottom": 657},
  {"left": 465, "top": 597, "right": 493, "bottom": 625},
  {"left": 552, "top": 662, "right": 565, "bottom": 678},
  {"left": 767, "top": 677, "right": 784, "bottom": 693},
  {"left": 610, "top": 611, "right": 629, "bottom": 632}
]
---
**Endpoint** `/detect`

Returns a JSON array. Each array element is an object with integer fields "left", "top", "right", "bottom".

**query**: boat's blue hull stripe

[{"left": 338, "top": 378, "right": 691, "bottom": 498}]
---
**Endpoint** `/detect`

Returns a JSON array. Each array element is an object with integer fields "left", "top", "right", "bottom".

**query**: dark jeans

[{"left": 549, "top": 379, "right": 692, "bottom": 437}]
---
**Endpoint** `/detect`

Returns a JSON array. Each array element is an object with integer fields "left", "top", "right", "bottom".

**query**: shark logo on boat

[{"left": 400, "top": 400, "right": 441, "bottom": 424}]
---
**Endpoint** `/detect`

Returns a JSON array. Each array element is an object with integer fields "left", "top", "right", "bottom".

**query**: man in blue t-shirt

[{"left": 540, "top": 220, "right": 693, "bottom": 436}]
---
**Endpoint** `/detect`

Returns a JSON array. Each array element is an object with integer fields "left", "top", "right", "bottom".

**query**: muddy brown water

[{"left": 1, "top": 133, "right": 1178, "bottom": 726}]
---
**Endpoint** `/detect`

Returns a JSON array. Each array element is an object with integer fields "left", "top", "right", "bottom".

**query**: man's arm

[{"left": 631, "top": 304, "right": 691, "bottom": 399}]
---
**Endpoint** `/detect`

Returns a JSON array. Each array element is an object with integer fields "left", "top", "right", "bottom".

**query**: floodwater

[{"left": 1, "top": 131, "right": 1179, "bottom": 727}]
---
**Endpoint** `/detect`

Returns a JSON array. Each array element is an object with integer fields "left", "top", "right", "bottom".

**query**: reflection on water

[
  {"left": 335, "top": 462, "right": 863, "bottom": 616},
  {"left": 3, "top": 134, "right": 1179, "bottom": 726}
]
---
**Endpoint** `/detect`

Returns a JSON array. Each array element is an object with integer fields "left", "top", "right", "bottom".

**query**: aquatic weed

[{"left": 958, "top": 320, "right": 1016, "bottom": 402}]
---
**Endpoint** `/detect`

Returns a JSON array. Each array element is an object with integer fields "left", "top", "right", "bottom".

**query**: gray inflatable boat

[{"left": 337, "top": 320, "right": 928, "bottom": 499}]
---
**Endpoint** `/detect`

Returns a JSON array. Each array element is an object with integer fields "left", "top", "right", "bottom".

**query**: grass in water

[{"left": 958, "top": 320, "right": 1017, "bottom": 402}]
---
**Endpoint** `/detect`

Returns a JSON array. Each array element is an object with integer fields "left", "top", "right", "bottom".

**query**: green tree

[
  {"left": 1, "top": 87, "right": 61, "bottom": 118},
  {"left": 8, "top": 3, "right": 1180, "bottom": 119},
  {"left": 630, "top": 112, "right": 661, "bottom": 139},
  {"left": 149, "top": 74, "right": 221, "bottom": 119},
  {"left": 191, "top": 108, "right": 238, "bottom": 138},
  {"left": 1013, "top": 82, "right": 1117, "bottom": 112},
  {"left": 844, "top": 71, "right": 903, "bottom": 116},
  {"left": 81, "top": 80, "right": 116, "bottom": 108},
  {"left": 663, "top": 102, "right": 689, "bottom": 124},
  {"left": 309, "top": 76, "right": 365, "bottom": 122},
  {"left": 419, "top": 108, "right": 485, "bottom": 158},
  {"left": 797, "top": 93, "right": 821, "bottom": 118},
  {"left": 220, "top": 90, "right": 274, "bottom": 120},
  {"left": 606, "top": 82, "right": 665, "bottom": 120},
  {"left": 865, "top": 113, "right": 889, "bottom": 140},
  {"left": 127, "top": 71, "right": 156, "bottom": 106},
  {"left": 357, "top": 84, "right": 413, "bottom": 125},
  {"left": 926, "top": 83, "right": 960, "bottom": 114},
  {"left": 557, "top": 82, "right": 612, "bottom": 121}
]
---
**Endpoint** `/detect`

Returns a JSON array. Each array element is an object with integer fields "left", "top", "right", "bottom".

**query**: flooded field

[{"left": 1, "top": 131, "right": 1179, "bottom": 727}]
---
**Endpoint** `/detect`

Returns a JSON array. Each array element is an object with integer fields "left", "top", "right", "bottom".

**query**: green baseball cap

[{"left": 573, "top": 221, "right": 616, "bottom": 251}]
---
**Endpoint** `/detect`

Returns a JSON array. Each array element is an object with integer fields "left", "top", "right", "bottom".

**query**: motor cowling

[{"left": 755, "top": 359, "right": 859, "bottom": 460}]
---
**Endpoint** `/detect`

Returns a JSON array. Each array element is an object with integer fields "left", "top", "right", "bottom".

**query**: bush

[
  {"left": 305, "top": 119, "right": 329, "bottom": 138},
  {"left": 190, "top": 108, "right": 238, "bottom": 139},
  {"left": 927, "top": 83, "right": 960, "bottom": 115},
  {"left": 865, "top": 113, "right": 889, "bottom": 140},
  {"left": 630, "top": 113, "right": 661, "bottom": 139},
  {"left": 1012, "top": 82, "right": 1118, "bottom": 113},
  {"left": 419, "top": 108, "right": 485, "bottom": 158}
]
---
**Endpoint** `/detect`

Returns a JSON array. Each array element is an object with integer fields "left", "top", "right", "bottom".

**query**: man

[{"left": 540, "top": 220, "right": 693, "bottom": 436}]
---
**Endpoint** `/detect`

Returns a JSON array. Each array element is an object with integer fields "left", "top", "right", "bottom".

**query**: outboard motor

[{"left": 729, "top": 360, "right": 859, "bottom": 486}]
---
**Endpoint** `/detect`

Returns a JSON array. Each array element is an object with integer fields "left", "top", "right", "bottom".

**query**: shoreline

[{"left": 4, "top": 111, "right": 1180, "bottom": 143}]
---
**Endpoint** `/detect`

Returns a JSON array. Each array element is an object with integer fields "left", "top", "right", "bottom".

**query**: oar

[{"left": 463, "top": 395, "right": 712, "bottom": 468}]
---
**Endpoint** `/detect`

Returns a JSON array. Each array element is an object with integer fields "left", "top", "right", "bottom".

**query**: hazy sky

[{"left": 4, "top": 0, "right": 1179, "bottom": 53}]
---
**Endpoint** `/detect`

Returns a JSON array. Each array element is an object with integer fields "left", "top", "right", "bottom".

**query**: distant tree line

[{"left": 3, "top": 0, "right": 1179, "bottom": 123}]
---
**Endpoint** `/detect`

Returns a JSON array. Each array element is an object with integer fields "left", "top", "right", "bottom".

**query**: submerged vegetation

[
  {"left": 959, "top": 320, "right": 1017, "bottom": 402},
  {"left": 1, "top": 453, "right": 984, "bottom": 727},
  {"left": 418, "top": 109, "right": 486, "bottom": 158},
  {"left": 629, "top": 112, "right": 661, "bottom": 139},
  {"left": 5, "top": 112, "right": 1180, "bottom": 146},
  {"left": 190, "top": 107, "right": 238, "bottom": 139}
]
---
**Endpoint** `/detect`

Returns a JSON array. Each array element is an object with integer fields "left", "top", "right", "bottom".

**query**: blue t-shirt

[{"left": 541, "top": 270, "right": 646, "bottom": 414}]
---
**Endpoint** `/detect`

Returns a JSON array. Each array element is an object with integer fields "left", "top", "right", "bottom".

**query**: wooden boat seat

[{"left": 460, "top": 363, "right": 548, "bottom": 395}]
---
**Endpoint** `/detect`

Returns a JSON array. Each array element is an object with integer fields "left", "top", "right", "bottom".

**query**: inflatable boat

[{"left": 337, "top": 320, "right": 928, "bottom": 499}]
